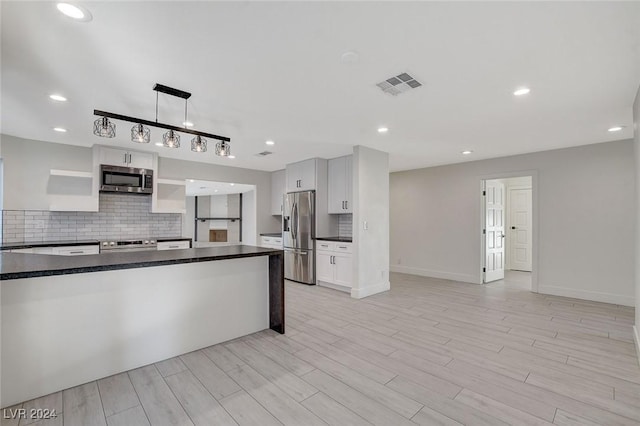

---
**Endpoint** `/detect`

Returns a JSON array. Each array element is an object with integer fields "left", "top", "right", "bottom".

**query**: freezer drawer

[{"left": 284, "top": 248, "right": 315, "bottom": 285}]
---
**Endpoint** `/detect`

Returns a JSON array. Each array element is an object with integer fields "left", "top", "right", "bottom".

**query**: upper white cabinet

[
  {"left": 328, "top": 155, "right": 353, "bottom": 214},
  {"left": 286, "top": 159, "right": 317, "bottom": 192},
  {"left": 99, "top": 147, "right": 154, "bottom": 169},
  {"left": 271, "top": 169, "right": 286, "bottom": 215}
]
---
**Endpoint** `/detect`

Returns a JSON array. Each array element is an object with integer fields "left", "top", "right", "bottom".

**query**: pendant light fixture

[
  {"left": 191, "top": 135, "right": 207, "bottom": 152},
  {"left": 131, "top": 123, "right": 150, "bottom": 143},
  {"left": 215, "top": 140, "right": 231, "bottom": 157},
  {"left": 163, "top": 130, "right": 180, "bottom": 148},
  {"left": 93, "top": 116, "right": 116, "bottom": 138},
  {"left": 93, "top": 83, "right": 231, "bottom": 155}
]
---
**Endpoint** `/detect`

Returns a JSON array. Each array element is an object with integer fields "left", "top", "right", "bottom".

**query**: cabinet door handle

[
  {"left": 345, "top": 201, "right": 348, "bottom": 210},
  {"left": 330, "top": 255, "right": 334, "bottom": 264},
  {"left": 69, "top": 251, "right": 84, "bottom": 254}
]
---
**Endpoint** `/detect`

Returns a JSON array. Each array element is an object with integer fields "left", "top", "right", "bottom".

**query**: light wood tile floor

[{"left": 4, "top": 272, "right": 639, "bottom": 426}]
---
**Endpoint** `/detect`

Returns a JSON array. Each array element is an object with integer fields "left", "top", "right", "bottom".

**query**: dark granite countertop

[
  {"left": 1, "top": 240, "right": 100, "bottom": 250},
  {"left": 0, "top": 245, "right": 282, "bottom": 280},
  {"left": 315, "top": 237, "right": 353, "bottom": 243},
  {"left": 1, "top": 237, "right": 193, "bottom": 251},
  {"left": 156, "top": 237, "right": 193, "bottom": 243},
  {"left": 260, "top": 233, "right": 282, "bottom": 237}
]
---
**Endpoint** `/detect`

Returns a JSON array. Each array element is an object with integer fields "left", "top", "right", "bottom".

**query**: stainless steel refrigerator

[{"left": 283, "top": 191, "right": 315, "bottom": 285}]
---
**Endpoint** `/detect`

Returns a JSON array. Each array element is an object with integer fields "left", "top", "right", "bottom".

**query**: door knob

[{"left": 511, "top": 226, "right": 516, "bottom": 230}]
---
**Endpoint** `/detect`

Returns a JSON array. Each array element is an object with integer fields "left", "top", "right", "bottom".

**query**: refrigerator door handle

[{"left": 292, "top": 201, "right": 298, "bottom": 241}]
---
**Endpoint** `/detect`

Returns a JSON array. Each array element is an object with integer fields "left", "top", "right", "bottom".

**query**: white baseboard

[
  {"left": 317, "top": 281, "right": 350, "bottom": 294},
  {"left": 351, "top": 281, "right": 390, "bottom": 299},
  {"left": 537, "top": 285, "right": 635, "bottom": 307},
  {"left": 634, "top": 326, "right": 640, "bottom": 367},
  {"left": 390, "top": 265, "right": 481, "bottom": 284}
]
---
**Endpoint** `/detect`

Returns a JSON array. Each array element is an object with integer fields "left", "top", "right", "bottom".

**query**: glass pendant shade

[
  {"left": 191, "top": 135, "right": 207, "bottom": 152},
  {"left": 93, "top": 116, "right": 116, "bottom": 138},
  {"left": 162, "top": 130, "right": 180, "bottom": 148},
  {"left": 131, "top": 124, "right": 150, "bottom": 143},
  {"left": 215, "top": 140, "right": 231, "bottom": 157}
]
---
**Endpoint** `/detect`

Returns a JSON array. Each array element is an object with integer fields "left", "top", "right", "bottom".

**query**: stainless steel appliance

[
  {"left": 100, "top": 164, "right": 153, "bottom": 194},
  {"left": 100, "top": 239, "right": 157, "bottom": 252},
  {"left": 283, "top": 191, "right": 315, "bottom": 285}
]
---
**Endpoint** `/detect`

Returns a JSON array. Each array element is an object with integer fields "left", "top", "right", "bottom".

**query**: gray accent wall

[{"left": 390, "top": 139, "right": 635, "bottom": 306}]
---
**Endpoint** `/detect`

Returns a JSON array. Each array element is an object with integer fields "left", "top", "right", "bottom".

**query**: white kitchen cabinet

[
  {"left": 9, "top": 245, "right": 99, "bottom": 255},
  {"left": 260, "top": 236, "right": 283, "bottom": 249},
  {"left": 271, "top": 169, "right": 286, "bottom": 215},
  {"left": 99, "top": 147, "right": 154, "bottom": 169},
  {"left": 328, "top": 155, "right": 353, "bottom": 214},
  {"left": 157, "top": 240, "right": 191, "bottom": 251},
  {"left": 286, "top": 159, "right": 316, "bottom": 192},
  {"left": 52, "top": 245, "right": 99, "bottom": 256},
  {"left": 315, "top": 241, "right": 352, "bottom": 292}
]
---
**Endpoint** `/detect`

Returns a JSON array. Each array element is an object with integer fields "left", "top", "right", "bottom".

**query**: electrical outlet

[{"left": 363, "top": 220, "right": 368, "bottom": 230}]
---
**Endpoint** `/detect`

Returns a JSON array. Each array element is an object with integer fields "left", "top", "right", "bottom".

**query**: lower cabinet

[
  {"left": 157, "top": 240, "right": 191, "bottom": 251},
  {"left": 260, "top": 236, "right": 283, "bottom": 249},
  {"left": 9, "top": 245, "right": 99, "bottom": 255},
  {"left": 316, "top": 241, "right": 352, "bottom": 292}
]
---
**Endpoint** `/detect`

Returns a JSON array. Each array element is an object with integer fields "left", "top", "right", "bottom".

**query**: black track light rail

[{"left": 93, "top": 109, "right": 231, "bottom": 142}]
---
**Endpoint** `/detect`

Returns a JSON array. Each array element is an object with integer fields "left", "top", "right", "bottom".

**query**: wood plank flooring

[{"left": 4, "top": 271, "right": 639, "bottom": 426}]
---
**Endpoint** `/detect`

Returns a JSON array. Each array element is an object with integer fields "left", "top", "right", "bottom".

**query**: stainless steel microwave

[{"left": 100, "top": 164, "right": 153, "bottom": 194}]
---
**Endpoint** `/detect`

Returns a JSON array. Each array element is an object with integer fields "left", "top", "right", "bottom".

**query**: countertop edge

[
  {"left": 315, "top": 237, "right": 353, "bottom": 243},
  {"left": 1, "top": 248, "right": 283, "bottom": 281}
]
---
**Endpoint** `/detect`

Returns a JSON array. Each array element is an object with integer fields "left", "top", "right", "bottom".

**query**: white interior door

[
  {"left": 509, "top": 188, "right": 532, "bottom": 271},
  {"left": 484, "top": 181, "right": 505, "bottom": 282}
]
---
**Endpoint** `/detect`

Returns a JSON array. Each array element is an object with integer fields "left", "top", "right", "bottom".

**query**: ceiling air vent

[
  {"left": 255, "top": 151, "right": 273, "bottom": 157},
  {"left": 376, "top": 72, "right": 422, "bottom": 96}
]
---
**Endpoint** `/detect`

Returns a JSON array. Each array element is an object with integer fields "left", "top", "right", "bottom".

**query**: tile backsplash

[
  {"left": 2, "top": 193, "right": 182, "bottom": 244},
  {"left": 338, "top": 214, "right": 353, "bottom": 238}
]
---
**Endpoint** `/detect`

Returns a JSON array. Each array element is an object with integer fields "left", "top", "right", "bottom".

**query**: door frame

[{"left": 479, "top": 170, "right": 538, "bottom": 292}]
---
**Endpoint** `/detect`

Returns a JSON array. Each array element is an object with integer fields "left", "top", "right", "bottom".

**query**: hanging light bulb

[
  {"left": 93, "top": 116, "right": 116, "bottom": 138},
  {"left": 191, "top": 135, "right": 207, "bottom": 152},
  {"left": 215, "top": 140, "right": 231, "bottom": 156},
  {"left": 162, "top": 130, "right": 180, "bottom": 148},
  {"left": 131, "top": 124, "right": 150, "bottom": 143}
]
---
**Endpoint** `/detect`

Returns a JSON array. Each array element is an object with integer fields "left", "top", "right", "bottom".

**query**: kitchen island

[{"left": 0, "top": 245, "right": 284, "bottom": 407}]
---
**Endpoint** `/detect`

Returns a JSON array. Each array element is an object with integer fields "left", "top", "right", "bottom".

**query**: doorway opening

[
  {"left": 183, "top": 180, "right": 257, "bottom": 247},
  {"left": 482, "top": 175, "right": 534, "bottom": 290}
]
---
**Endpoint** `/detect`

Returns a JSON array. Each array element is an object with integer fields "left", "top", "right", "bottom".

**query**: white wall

[
  {"left": 633, "top": 85, "right": 640, "bottom": 357},
  {"left": 352, "top": 146, "right": 390, "bottom": 298},
  {"left": 391, "top": 140, "right": 635, "bottom": 306}
]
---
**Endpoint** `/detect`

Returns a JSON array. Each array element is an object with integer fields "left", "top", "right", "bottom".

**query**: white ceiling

[
  {"left": 2, "top": 1, "right": 639, "bottom": 172},
  {"left": 185, "top": 179, "right": 255, "bottom": 197}
]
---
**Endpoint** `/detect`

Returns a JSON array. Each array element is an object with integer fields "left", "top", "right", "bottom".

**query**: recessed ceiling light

[
  {"left": 53, "top": 127, "right": 67, "bottom": 132},
  {"left": 56, "top": 3, "right": 92, "bottom": 21},
  {"left": 377, "top": 127, "right": 389, "bottom": 133},
  {"left": 340, "top": 51, "right": 359, "bottom": 64},
  {"left": 214, "top": 189, "right": 219, "bottom": 193},
  {"left": 183, "top": 121, "right": 194, "bottom": 127},
  {"left": 513, "top": 87, "right": 531, "bottom": 96},
  {"left": 230, "top": 183, "right": 235, "bottom": 186},
  {"left": 265, "top": 140, "right": 275, "bottom": 145},
  {"left": 608, "top": 126, "right": 624, "bottom": 132},
  {"left": 49, "top": 94, "right": 67, "bottom": 102},
  {"left": 461, "top": 150, "right": 473, "bottom": 155},
  {"left": 188, "top": 179, "right": 195, "bottom": 183},
  {"left": 228, "top": 155, "right": 236, "bottom": 159},
  {"left": 155, "top": 142, "right": 163, "bottom": 146}
]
